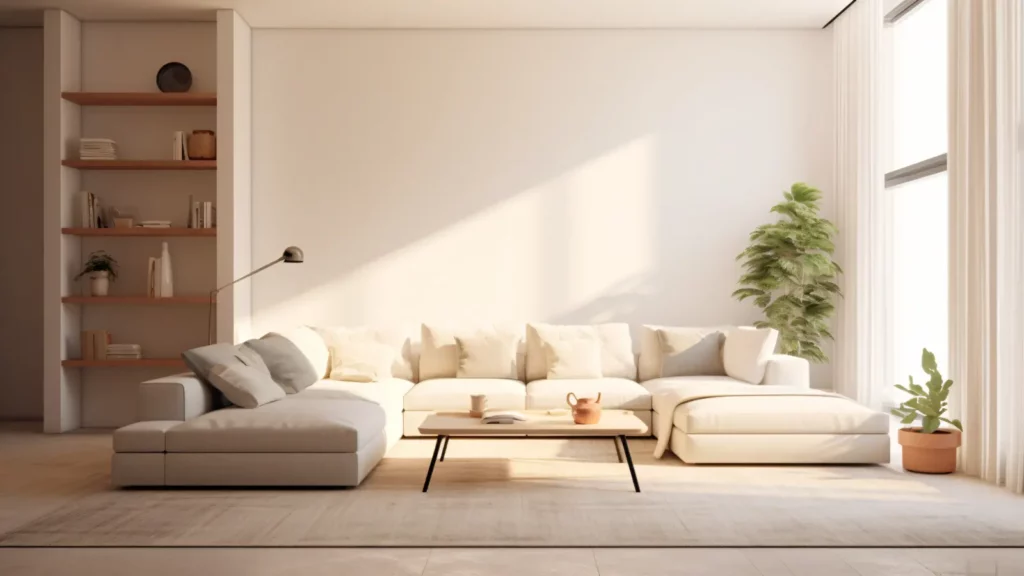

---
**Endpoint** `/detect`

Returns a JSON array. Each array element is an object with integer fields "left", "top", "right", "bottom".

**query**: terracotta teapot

[{"left": 566, "top": 392, "right": 602, "bottom": 424}]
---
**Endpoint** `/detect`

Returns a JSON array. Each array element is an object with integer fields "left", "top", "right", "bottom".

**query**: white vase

[
  {"left": 159, "top": 242, "right": 174, "bottom": 298},
  {"left": 90, "top": 271, "right": 109, "bottom": 296}
]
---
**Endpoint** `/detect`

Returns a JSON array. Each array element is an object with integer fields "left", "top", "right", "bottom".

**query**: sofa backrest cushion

[
  {"left": 639, "top": 325, "right": 730, "bottom": 381},
  {"left": 525, "top": 323, "right": 636, "bottom": 382},
  {"left": 316, "top": 326, "right": 416, "bottom": 382},
  {"left": 420, "top": 324, "right": 525, "bottom": 381},
  {"left": 723, "top": 327, "right": 779, "bottom": 384},
  {"left": 208, "top": 362, "right": 286, "bottom": 408},
  {"left": 455, "top": 332, "right": 520, "bottom": 379}
]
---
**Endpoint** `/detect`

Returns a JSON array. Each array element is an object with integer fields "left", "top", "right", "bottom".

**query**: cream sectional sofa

[{"left": 111, "top": 323, "right": 888, "bottom": 487}]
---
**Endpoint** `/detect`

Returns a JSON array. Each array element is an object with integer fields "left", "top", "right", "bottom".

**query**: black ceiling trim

[{"left": 823, "top": 0, "right": 860, "bottom": 29}]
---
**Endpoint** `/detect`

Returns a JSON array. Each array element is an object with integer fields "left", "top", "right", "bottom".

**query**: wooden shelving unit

[
  {"left": 63, "top": 295, "right": 211, "bottom": 305},
  {"left": 62, "top": 92, "right": 217, "bottom": 106},
  {"left": 62, "top": 359, "right": 187, "bottom": 368},
  {"left": 62, "top": 159, "right": 216, "bottom": 170},
  {"left": 62, "top": 227, "right": 216, "bottom": 237}
]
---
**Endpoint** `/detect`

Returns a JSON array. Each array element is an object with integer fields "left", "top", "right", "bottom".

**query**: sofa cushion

[
  {"left": 723, "top": 327, "right": 779, "bottom": 384},
  {"left": 244, "top": 334, "right": 320, "bottom": 393},
  {"left": 526, "top": 378, "right": 652, "bottom": 410},
  {"left": 638, "top": 326, "right": 730, "bottom": 381},
  {"left": 657, "top": 327, "right": 726, "bottom": 377},
  {"left": 526, "top": 323, "right": 635, "bottom": 381},
  {"left": 420, "top": 324, "right": 525, "bottom": 381},
  {"left": 403, "top": 378, "right": 526, "bottom": 411},
  {"left": 304, "top": 378, "right": 413, "bottom": 416},
  {"left": 643, "top": 375, "right": 745, "bottom": 402},
  {"left": 165, "top": 394, "right": 386, "bottom": 453},
  {"left": 673, "top": 395, "right": 889, "bottom": 435},
  {"left": 182, "top": 342, "right": 261, "bottom": 388},
  {"left": 316, "top": 326, "right": 416, "bottom": 381},
  {"left": 456, "top": 332, "right": 519, "bottom": 379}
]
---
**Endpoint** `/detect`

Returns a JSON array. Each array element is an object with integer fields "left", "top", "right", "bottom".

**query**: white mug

[{"left": 470, "top": 394, "right": 488, "bottom": 417}]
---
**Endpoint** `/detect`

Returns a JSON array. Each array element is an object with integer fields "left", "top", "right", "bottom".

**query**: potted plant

[
  {"left": 891, "top": 348, "right": 963, "bottom": 474},
  {"left": 75, "top": 251, "right": 118, "bottom": 296},
  {"left": 732, "top": 183, "right": 842, "bottom": 363}
]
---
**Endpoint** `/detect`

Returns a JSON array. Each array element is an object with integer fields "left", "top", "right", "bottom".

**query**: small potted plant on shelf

[
  {"left": 891, "top": 348, "right": 963, "bottom": 474},
  {"left": 75, "top": 251, "right": 118, "bottom": 296}
]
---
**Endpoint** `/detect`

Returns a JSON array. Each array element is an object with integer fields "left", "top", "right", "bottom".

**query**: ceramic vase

[
  {"left": 90, "top": 271, "right": 109, "bottom": 296},
  {"left": 159, "top": 242, "right": 174, "bottom": 298}
]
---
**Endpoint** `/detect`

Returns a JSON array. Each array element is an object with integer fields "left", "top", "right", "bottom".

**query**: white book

[{"left": 172, "top": 131, "right": 183, "bottom": 161}]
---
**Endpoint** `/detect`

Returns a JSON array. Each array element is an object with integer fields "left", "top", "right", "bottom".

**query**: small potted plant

[
  {"left": 891, "top": 348, "right": 963, "bottom": 474},
  {"left": 75, "top": 251, "right": 118, "bottom": 296}
]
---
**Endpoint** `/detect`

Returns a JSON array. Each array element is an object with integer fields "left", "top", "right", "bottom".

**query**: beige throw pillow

[
  {"left": 455, "top": 333, "right": 519, "bottom": 379},
  {"left": 525, "top": 323, "right": 635, "bottom": 381},
  {"left": 208, "top": 363, "right": 285, "bottom": 408},
  {"left": 329, "top": 340, "right": 396, "bottom": 383},
  {"left": 657, "top": 328, "right": 726, "bottom": 377},
  {"left": 543, "top": 336, "right": 603, "bottom": 379},
  {"left": 723, "top": 327, "right": 779, "bottom": 384}
]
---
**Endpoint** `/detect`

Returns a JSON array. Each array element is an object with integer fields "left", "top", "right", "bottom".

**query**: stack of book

[
  {"left": 188, "top": 195, "right": 216, "bottom": 228},
  {"left": 79, "top": 191, "right": 105, "bottom": 228},
  {"left": 105, "top": 344, "right": 142, "bottom": 360},
  {"left": 172, "top": 131, "right": 190, "bottom": 160},
  {"left": 79, "top": 138, "right": 118, "bottom": 160},
  {"left": 138, "top": 220, "right": 172, "bottom": 229}
]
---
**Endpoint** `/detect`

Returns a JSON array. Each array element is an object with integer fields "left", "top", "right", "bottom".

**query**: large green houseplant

[{"left": 732, "top": 183, "right": 842, "bottom": 363}]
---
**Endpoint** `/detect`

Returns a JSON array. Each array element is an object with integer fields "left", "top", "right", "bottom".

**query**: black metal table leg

[
  {"left": 422, "top": 435, "right": 445, "bottom": 493},
  {"left": 619, "top": 435, "right": 640, "bottom": 493},
  {"left": 440, "top": 435, "right": 450, "bottom": 462},
  {"left": 613, "top": 435, "right": 624, "bottom": 463}
]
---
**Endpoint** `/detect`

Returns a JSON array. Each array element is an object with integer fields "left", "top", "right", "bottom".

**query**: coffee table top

[{"left": 417, "top": 410, "right": 648, "bottom": 436}]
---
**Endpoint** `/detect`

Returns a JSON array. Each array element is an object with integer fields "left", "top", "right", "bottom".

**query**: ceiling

[{"left": 0, "top": 0, "right": 850, "bottom": 29}]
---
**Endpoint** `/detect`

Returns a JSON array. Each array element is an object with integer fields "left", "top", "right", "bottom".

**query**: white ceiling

[{"left": 0, "top": 0, "right": 850, "bottom": 29}]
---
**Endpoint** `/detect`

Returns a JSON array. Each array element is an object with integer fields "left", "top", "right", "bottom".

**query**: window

[{"left": 885, "top": 0, "right": 948, "bottom": 406}]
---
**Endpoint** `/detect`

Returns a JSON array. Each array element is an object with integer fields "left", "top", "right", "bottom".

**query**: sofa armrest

[
  {"left": 762, "top": 354, "right": 810, "bottom": 388},
  {"left": 138, "top": 372, "right": 217, "bottom": 422}
]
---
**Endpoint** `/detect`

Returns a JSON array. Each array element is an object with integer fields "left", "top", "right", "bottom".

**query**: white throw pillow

[
  {"left": 723, "top": 327, "right": 779, "bottom": 384},
  {"left": 421, "top": 324, "right": 524, "bottom": 381},
  {"left": 208, "top": 363, "right": 286, "bottom": 408},
  {"left": 657, "top": 327, "right": 726, "bottom": 377},
  {"left": 328, "top": 339, "right": 397, "bottom": 383},
  {"left": 316, "top": 326, "right": 415, "bottom": 381},
  {"left": 543, "top": 336, "right": 603, "bottom": 379},
  {"left": 525, "top": 323, "right": 635, "bottom": 381},
  {"left": 455, "top": 333, "right": 519, "bottom": 379}
]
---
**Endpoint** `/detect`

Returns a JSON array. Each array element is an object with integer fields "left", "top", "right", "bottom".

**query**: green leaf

[
  {"left": 940, "top": 417, "right": 963, "bottom": 431},
  {"left": 922, "top": 348, "right": 938, "bottom": 374},
  {"left": 900, "top": 412, "right": 917, "bottom": 425},
  {"left": 921, "top": 416, "right": 940, "bottom": 433}
]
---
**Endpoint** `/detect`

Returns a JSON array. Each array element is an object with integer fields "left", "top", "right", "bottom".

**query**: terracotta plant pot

[{"left": 898, "top": 427, "right": 961, "bottom": 474}]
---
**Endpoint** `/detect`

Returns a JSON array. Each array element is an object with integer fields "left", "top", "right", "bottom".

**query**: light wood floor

[{"left": 1, "top": 422, "right": 1022, "bottom": 575}]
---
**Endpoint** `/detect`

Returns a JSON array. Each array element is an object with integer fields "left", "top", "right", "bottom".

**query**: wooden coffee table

[{"left": 417, "top": 410, "right": 647, "bottom": 493}]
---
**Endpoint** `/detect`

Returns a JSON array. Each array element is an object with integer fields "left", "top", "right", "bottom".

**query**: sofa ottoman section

[{"left": 111, "top": 421, "right": 180, "bottom": 487}]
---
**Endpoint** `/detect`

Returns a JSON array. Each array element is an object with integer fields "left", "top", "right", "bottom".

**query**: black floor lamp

[{"left": 208, "top": 246, "right": 304, "bottom": 344}]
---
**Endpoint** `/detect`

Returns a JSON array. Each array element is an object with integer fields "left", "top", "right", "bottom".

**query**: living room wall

[{"left": 250, "top": 30, "right": 835, "bottom": 385}]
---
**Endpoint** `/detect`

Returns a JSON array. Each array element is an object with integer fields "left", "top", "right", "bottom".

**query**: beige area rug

[{"left": 3, "top": 438, "right": 1023, "bottom": 547}]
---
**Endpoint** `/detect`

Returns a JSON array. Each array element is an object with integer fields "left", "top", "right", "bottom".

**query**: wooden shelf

[
  {"left": 62, "top": 159, "right": 216, "bottom": 170},
  {"left": 63, "top": 295, "right": 211, "bottom": 305},
  {"left": 62, "top": 92, "right": 217, "bottom": 106},
  {"left": 62, "top": 359, "right": 186, "bottom": 368},
  {"left": 62, "top": 227, "right": 216, "bottom": 237}
]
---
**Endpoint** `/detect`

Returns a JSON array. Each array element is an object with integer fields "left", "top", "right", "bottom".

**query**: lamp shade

[{"left": 283, "top": 246, "right": 304, "bottom": 263}]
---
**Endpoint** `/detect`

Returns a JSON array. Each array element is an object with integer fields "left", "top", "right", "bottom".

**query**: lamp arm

[{"left": 207, "top": 256, "right": 285, "bottom": 344}]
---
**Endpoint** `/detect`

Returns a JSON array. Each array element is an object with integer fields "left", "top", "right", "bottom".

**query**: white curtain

[
  {"left": 948, "top": 0, "right": 1024, "bottom": 493},
  {"left": 833, "top": 0, "right": 891, "bottom": 410}
]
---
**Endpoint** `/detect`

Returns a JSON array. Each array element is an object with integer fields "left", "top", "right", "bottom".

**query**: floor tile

[
  {"left": 422, "top": 548, "right": 597, "bottom": 576},
  {"left": 595, "top": 548, "right": 761, "bottom": 576}
]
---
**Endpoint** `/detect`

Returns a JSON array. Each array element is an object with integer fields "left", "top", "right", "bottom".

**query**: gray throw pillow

[
  {"left": 243, "top": 334, "right": 319, "bottom": 393},
  {"left": 208, "top": 363, "right": 285, "bottom": 408},
  {"left": 182, "top": 343, "right": 267, "bottom": 386},
  {"left": 658, "top": 329, "right": 726, "bottom": 377}
]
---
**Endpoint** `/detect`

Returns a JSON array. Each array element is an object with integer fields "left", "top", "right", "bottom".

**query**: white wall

[
  {"left": 251, "top": 30, "right": 834, "bottom": 383},
  {"left": 0, "top": 27, "right": 44, "bottom": 419}
]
